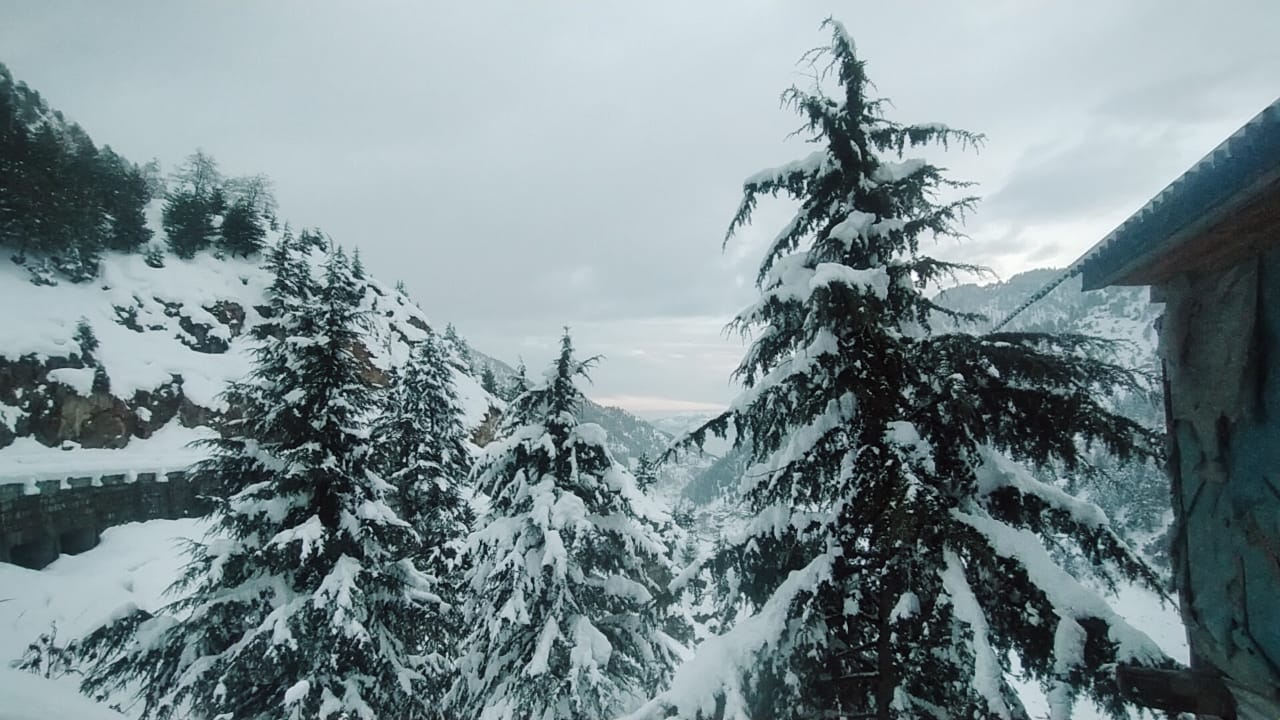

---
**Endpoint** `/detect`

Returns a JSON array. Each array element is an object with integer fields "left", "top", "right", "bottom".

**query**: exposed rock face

[
  {"left": 207, "top": 301, "right": 246, "bottom": 337},
  {"left": 130, "top": 380, "right": 184, "bottom": 438},
  {"left": 20, "top": 365, "right": 136, "bottom": 449},
  {"left": 178, "top": 393, "right": 217, "bottom": 429},
  {"left": 0, "top": 349, "right": 224, "bottom": 450},
  {"left": 350, "top": 340, "right": 389, "bottom": 387}
]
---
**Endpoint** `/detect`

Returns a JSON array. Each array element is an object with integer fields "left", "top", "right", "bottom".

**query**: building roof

[{"left": 1075, "top": 98, "right": 1280, "bottom": 290}]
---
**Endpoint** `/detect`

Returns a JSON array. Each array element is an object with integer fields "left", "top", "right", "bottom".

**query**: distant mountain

[
  {"left": 649, "top": 413, "right": 715, "bottom": 441},
  {"left": 934, "top": 268, "right": 1160, "bottom": 372},
  {"left": 650, "top": 411, "right": 735, "bottom": 460}
]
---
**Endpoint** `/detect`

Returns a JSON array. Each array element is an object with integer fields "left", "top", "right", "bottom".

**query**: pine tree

[
  {"left": 163, "top": 151, "right": 223, "bottom": 258},
  {"left": 634, "top": 453, "right": 658, "bottom": 492},
  {"left": 503, "top": 358, "right": 530, "bottom": 402},
  {"left": 442, "top": 322, "right": 475, "bottom": 373},
  {"left": 480, "top": 364, "right": 499, "bottom": 396},
  {"left": 351, "top": 247, "right": 366, "bottom": 279},
  {"left": 162, "top": 187, "right": 216, "bottom": 258},
  {"left": 371, "top": 330, "right": 475, "bottom": 704},
  {"left": 633, "top": 21, "right": 1172, "bottom": 720},
  {"left": 449, "top": 331, "right": 682, "bottom": 720},
  {"left": 218, "top": 199, "right": 266, "bottom": 257},
  {"left": 97, "top": 146, "right": 154, "bottom": 252},
  {"left": 81, "top": 247, "right": 438, "bottom": 720}
]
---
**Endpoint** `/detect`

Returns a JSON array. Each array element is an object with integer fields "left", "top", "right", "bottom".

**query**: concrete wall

[
  {"left": 0, "top": 471, "right": 215, "bottom": 569},
  {"left": 1160, "top": 248, "right": 1280, "bottom": 717}
]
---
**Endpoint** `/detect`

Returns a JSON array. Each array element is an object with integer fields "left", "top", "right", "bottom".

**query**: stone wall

[{"left": 0, "top": 470, "right": 216, "bottom": 570}]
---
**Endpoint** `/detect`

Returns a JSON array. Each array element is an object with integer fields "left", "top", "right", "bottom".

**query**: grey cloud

[{"left": 4, "top": 1, "right": 1280, "bottom": 410}]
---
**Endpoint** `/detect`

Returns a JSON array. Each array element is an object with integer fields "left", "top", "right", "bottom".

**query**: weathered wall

[
  {"left": 1161, "top": 247, "right": 1280, "bottom": 717},
  {"left": 0, "top": 471, "right": 215, "bottom": 570}
]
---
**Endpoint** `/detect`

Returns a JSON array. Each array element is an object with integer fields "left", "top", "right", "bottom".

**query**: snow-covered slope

[
  {"left": 0, "top": 245, "right": 498, "bottom": 484},
  {"left": 0, "top": 240, "right": 679, "bottom": 490},
  {"left": 935, "top": 268, "right": 1161, "bottom": 372},
  {"left": 0, "top": 669, "right": 126, "bottom": 720}
]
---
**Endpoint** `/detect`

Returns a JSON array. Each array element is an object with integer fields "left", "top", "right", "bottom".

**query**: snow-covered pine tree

[
  {"left": 448, "top": 331, "right": 683, "bottom": 720},
  {"left": 375, "top": 329, "right": 474, "bottom": 554},
  {"left": 81, "top": 247, "right": 439, "bottom": 720},
  {"left": 634, "top": 453, "right": 658, "bottom": 492},
  {"left": 631, "top": 20, "right": 1173, "bottom": 720},
  {"left": 199, "top": 228, "right": 320, "bottom": 500},
  {"left": 503, "top": 358, "right": 530, "bottom": 402},
  {"left": 370, "top": 329, "right": 475, "bottom": 702}
]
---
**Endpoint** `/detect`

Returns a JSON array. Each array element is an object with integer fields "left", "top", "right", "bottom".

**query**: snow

[
  {"left": 0, "top": 668, "right": 126, "bottom": 720},
  {"left": 827, "top": 211, "right": 875, "bottom": 245},
  {"left": 46, "top": 367, "right": 96, "bottom": 397},
  {"left": 526, "top": 618, "right": 560, "bottom": 677},
  {"left": 809, "top": 263, "right": 889, "bottom": 300},
  {"left": 569, "top": 616, "right": 613, "bottom": 676},
  {"left": 0, "top": 422, "right": 214, "bottom": 486},
  {"left": 872, "top": 158, "right": 926, "bottom": 183},
  {"left": 624, "top": 551, "right": 837, "bottom": 720},
  {"left": 974, "top": 447, "right": 1109, "bottom": 529},
  {"left": 954, "top": 508, "right": 1170, "bottom": 667},
  {"left": 940, "top": 552, "right": 1011, "bottom": 720},
  {"left": 570, "top": 422, "right": 609, "bottom": 448},
  {"left": 0, "top": 244, "right": 506, "bottom": 492},
  {"left": 888, "top": 591, "right": 921, "bottom": 622},
  {"left": 0, "top": 512, "right": 1187, "bottom": 720},
  {"left": 0, "top": 519, "right": 207, "bottom": 660},
  {"left": 742, "top": 150, "right": 829, "bottom": 188},
  {"left": 0, "top": 251, "right": 269, "bottom": 406}
]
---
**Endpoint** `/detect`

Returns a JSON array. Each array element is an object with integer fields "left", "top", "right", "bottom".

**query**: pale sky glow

[{"left": 4, "top": 1, "right": 1278, "bottom": 416}]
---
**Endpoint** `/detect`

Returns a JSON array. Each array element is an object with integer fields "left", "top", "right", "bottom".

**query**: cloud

[{"left": 4, "top": 1, "right": 1279, "bottom": 411}]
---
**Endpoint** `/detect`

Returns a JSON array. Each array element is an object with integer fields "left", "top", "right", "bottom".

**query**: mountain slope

[
  {"left": 0, "top": 242, "right": 500, "bottom": 480},
  {"left": 0, "top": 62, "right": 675, "bottom": 483}
]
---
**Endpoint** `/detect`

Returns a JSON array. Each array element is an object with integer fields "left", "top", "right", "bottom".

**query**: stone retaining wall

[{"left": 0, "top": 471, "right": 216, "bottom": 569}]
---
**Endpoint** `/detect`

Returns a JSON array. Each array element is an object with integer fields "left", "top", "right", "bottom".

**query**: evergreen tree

[
  {"left": 162, "top": 187, "right": 216, "bottom": 258},
  {"left": 442, "top": 322, "right": 474, "bottom": 373},
  {"left": 634, "top": 453, "right": 658, "bottom": 492},
  {"left": 449, "top": 332, "right": 682, "bottom": 720},
  {"left": 0, "top": 65, "right": 152, "bottom": 281},
  {"left": 371, "top": 330, "right": 475, "bottom": 704},
  {"left": 163, "top": 151, "right": 223, "bottom": 258},
  {"left": 351, "top": 247, "right": 366, "bottom": 279},
  {"left": 480, "top": 364, "right": 500, "bottom": 396},
  {"left": 503, "top": 358, "right": 530, "bottom": 402},
  {"left": 253, "top": 228, "right": 319, "bottom": 339},
  {"left": 218, "top": 200, "right": 266, "bottom": 257},
  {"left": 97, "top": 146, "right": 154, "bottom": 252},
  {"left": 634, "top": 21, "right": 1172, "bottom": 720},
  {"left": 82, "top": 247, "right": 438, "bottom": 720}
]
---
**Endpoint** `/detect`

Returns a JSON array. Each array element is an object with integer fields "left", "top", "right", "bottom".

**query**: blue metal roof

[{"left": 1075, "top": 98, "right": 1280, "bottom": 290}]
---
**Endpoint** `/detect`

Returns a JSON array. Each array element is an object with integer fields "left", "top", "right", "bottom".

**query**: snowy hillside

[
  {"left": 0, "top": 244, "right": 498, "bottom": 484},
  {"left": 0, "top": 244, "right": 682, "bottom": 488},
  {"left": 936, "top": 268, "right": 1161, "bottom": 371}
]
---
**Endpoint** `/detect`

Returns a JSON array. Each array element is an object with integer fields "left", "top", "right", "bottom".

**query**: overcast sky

[{"left": 4, "top": 2, "right": 1278, "bottom": 416}]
